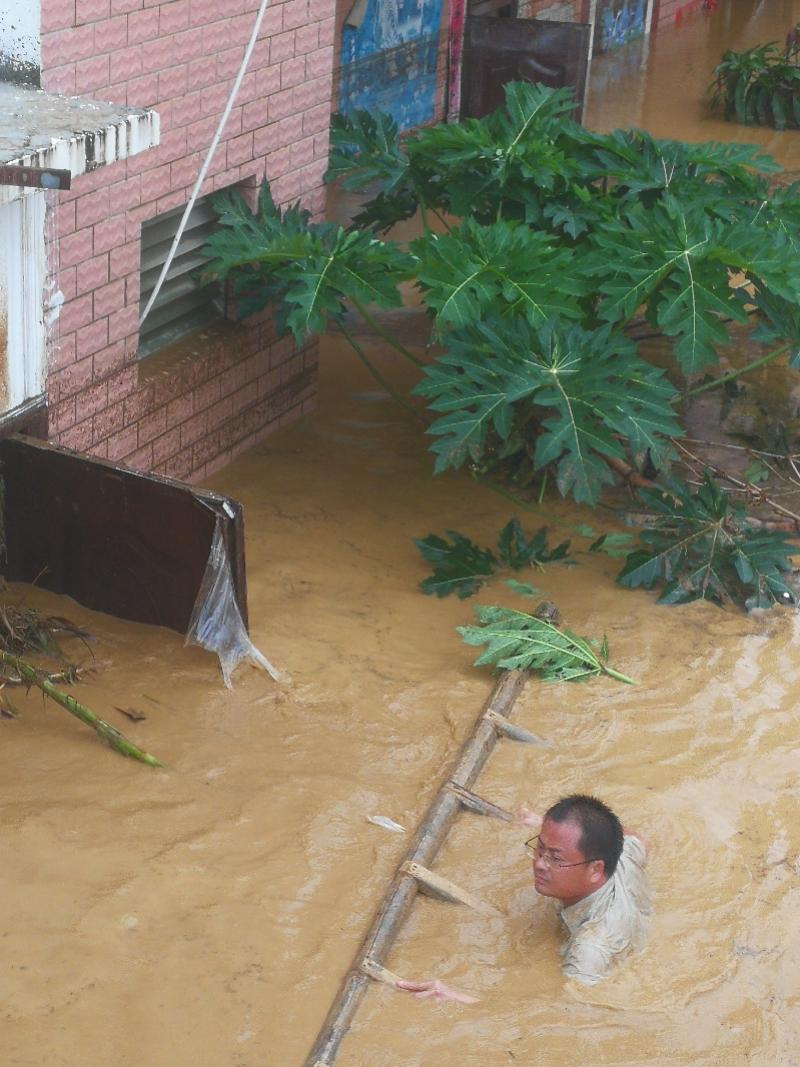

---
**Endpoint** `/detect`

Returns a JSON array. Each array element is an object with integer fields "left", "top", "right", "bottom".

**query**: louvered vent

[{"left": 139, "top": 197, "right": 224, "bottom": 357}]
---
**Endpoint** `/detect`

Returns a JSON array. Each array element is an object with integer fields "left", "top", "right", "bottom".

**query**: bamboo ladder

[{"left": 305, "top": 669, "right": 543, "bottom": 1066}]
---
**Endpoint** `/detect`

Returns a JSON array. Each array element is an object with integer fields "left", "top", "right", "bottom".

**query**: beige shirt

[{"left": 557, "top": 834, "right": 651, "bottom": 984}]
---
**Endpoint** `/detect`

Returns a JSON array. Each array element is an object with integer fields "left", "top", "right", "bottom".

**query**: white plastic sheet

[{"left": 186, "top": 518, "right": 280, "bottom": 688}]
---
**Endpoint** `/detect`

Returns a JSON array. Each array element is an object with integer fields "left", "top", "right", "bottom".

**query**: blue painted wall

[
  {"left": 596, "top": 0, "right": 648, "bottom": 52},
  {"left": 339, "top": 0, "right": 443, "bottom": 131}
]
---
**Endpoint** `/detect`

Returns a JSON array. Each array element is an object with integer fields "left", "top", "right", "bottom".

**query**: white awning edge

[{"left": 0, "top": 82, "right": 160, "bottom": 204}]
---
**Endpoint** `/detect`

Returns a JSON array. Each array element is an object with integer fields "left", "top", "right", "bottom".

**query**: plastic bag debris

[
  {"left": 366, "top": 815, "right": 406, "bottom": 833},
  {"left": 186, "top": 518, "right": 281, "bottom": 688}
]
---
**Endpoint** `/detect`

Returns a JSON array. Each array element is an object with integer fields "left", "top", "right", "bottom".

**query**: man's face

[{"left": 531, "top": 817, "right": 607, "bottom": 906}]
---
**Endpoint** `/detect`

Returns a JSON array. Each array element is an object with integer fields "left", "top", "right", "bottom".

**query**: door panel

[
  {"left": 0, "top": 434, "right": 247, "bottom": 633},
  {"left": 460, "top": 15, "right": 592, "bottom": 120}
]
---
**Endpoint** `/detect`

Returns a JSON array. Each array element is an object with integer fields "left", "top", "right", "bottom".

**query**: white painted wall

[
  {"left": 0, "top": 0, "right": 40, "bottom": 72},
  {"left": 0, "top": 194, "right": 47, "bottom": 411}
]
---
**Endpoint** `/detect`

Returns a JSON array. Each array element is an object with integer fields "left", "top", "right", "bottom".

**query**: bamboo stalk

[
  {"left": 303, "top": 670, "right": 527, "bottom": 1067},
  {"left": 1, "top": 651, "right": 163, "bottom": 767}
]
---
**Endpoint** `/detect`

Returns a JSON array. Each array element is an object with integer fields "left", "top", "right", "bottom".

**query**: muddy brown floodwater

[{"left": 5, "top": 4, "right": 800, "bottom": 1065}]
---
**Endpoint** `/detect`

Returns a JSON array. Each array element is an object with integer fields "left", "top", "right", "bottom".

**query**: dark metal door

[
  {"left": 460, "top": 16, "right": 592, "bottom": 121},
  {"left": 0, "top": 435, "right": 247, "bottom": 633}
]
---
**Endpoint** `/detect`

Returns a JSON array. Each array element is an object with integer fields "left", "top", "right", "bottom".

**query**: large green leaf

[
  {"left": 590, "top": 202, "right": 756, "bottom": 374},
  {"left": 414, "top": 531, "right": 497, "bottom": 599},
  {"left": 414, "top": 520, "right": 570, "bottom": 599},
  {"left": 571, "top": 127, "right": 775, "bottom": 209},
  {"left": 406, "top": 81, "right": 579, "bottom": 223},
  {"left": 458, "top": 605, "right": 633, "bottom": 683},
  {"left": 617, "top": 471, "right": 799, "bottom": 609},
  {"left": 415, "top": 317, "right": 680, "bottom": 500},
  {"left": 496, "top": 518, "right": 571, "bottom": 569},
  {"left": 326, "top": 109, "right": 408, "bottom": 191},
  {"left": 412, "top": 218, "right": 582, "bottom": 331},
  {"left": 326, "top": 110, "right": 421, "bottom": 231},
  {"left": 203, "top": 184, "right": 414, "bottom": 338}
]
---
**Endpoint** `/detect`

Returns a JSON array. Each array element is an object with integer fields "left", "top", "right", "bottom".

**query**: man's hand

[
  {"left": 395, "top": 978, "right": 479, "bottom": 1004},
  {"left": 518, "top": 806, "right": 542, "bottom": 832}
]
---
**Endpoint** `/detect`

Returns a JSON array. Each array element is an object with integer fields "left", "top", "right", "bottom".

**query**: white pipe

[{"left": 139, "top": 0, "right": 272, "bottom": 328}]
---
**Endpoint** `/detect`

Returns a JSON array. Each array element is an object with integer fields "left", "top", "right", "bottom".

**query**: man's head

[{"left": 530, "top": 795, "right": 624, "bottom": 907}]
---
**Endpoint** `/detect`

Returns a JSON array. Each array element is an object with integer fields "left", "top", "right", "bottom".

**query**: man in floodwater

[
  {"left": 524, "top": 794, "right": 651, "bottom": 985},
  {"left": 399, "top": 793, "right": 650, "bottom": 1002}
]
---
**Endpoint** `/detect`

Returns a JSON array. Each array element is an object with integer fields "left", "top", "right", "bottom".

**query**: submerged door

[
  {"left": 460, "top": 15, "right": 592, "bottom": 120},
  {"left": 0, "top": 434, "right": 247, "bottom": 633}
]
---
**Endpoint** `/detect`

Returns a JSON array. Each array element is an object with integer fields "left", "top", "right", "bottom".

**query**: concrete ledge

[{"left": 0, "top": 82, "right": 160, "bottom": 205}]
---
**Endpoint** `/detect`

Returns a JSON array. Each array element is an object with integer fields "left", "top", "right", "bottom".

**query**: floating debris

[{"left": 367, "top": 815, "right": 406, "bottom": 833}]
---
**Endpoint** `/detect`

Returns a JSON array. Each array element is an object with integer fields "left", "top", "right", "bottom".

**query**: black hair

[{"left": 544, "top": 794, "right": 624, "bottom": 876}]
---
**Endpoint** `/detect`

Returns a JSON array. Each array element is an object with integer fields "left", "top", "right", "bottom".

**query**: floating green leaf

[
  {"left": 589, "top": 532, "right": 635, "bottom": 558},
  {"left": 415, "top": 520, "right": 569, "bottom": 599},
  {"left": 503, "top": 579, "right": 541, "bottom": 598},
  {"left": 458, "top": 606, "right": 634, "bottom": 683},
  {"left": 496, "top": 518, "right": 571, "bottom": 569},
  {"left": 414, "top": 531, "right": 497, "bottom": 599}
]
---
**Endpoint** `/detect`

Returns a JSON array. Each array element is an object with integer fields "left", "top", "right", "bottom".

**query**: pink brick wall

[
  {"left": 654, "top": 0, "right": 679, "bottom": 26},
  {"left": 654, "top": 0, "right": 710, "bottom": 29},
  {"left": 41, "top": 0, "right": 336, "bottom": 483}
]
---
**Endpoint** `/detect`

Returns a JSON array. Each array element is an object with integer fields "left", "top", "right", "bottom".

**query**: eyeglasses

[{"left": 525, "top": 836, "right": 596, "bottom": 869}]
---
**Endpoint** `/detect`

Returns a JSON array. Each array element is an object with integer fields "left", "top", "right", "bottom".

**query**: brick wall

[
  {"left": 655, "top": 0, "right": 706, "bottom": 28},
  {"left": 40, "top": 0, "right": 335, "bottom": 483},
  {"left": 654, "top": 0, "right": 680, "bottom": 27}
]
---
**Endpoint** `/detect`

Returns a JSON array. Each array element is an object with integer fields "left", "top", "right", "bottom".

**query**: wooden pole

[
  {"left": 445, "top": 781, "right": 513, "bottom": 821},
  {"left": 304, "top": 670, "right": 527, "bottom": 1067}
]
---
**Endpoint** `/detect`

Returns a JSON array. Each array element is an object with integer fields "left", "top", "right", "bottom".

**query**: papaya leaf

[
  {"left": 617, "top": 471, "right": 799, "bottom": 610},
  {"left": 415, "top": 520, "right": 570, "bottom": 599},
  {"left": 589, "top": 532, "right": 635, "bottom": 558},
  {"left": 326, "top": 110, "right": 421, "bottom": 231},
  {"left": 204, "top": 185, "right": 415, "bottom": 339},
  {"left": 573, "top": 128, "right": 774, "bottom": 210},
  {"left": 412, "top": 219, "right": 583, "bottom": 331},
  {"left": 496, "top": 518, "right": 571, "bottom": 569},
  {"left": 414, "top": 531, "right": 497, "bottom": 599},
  {"left": 405, "top": 81, "right": 579, "bottom": 223},
  {"left": 458, "top": 605, "right": 634, "bottom": 683},
  {"left": 326, "top": 109, "right": 409, "bottom": 191},
  {"left": 415, "top": 317, "right": 680, "bottom": 501},
  {"left": 503, "top": 579, "right": 541, "bottom": 598},
  {"left": 589, "top": 202, "right": 750, "bottom": 374}
]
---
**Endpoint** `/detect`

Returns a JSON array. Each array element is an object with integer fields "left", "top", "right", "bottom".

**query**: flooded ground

[{"left": 5, "top": 3, "right": 800, "bottom": 1065}]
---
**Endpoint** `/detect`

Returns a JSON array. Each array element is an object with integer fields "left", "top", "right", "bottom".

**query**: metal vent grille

[{"left": 138, "top": 197, "right": 223, "bottom": 358}]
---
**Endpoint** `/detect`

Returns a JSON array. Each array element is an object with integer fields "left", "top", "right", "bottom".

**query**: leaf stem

[
  {"left": 430, "top": 208, "right": 454, "bottom": 233},
  {"left": 339, "top": 324, "right": 427, "bottom": 424},
  {"left": 419, "top": 201, "right": 431, "bottom": 235},
  {"left": 3, "top": 651, "right": 163, "bottom": 766},
  {"left": 349, "top": 296, "right": 425, "bottom": 368},
  {"left": 601, "top": 665, "right": 636, "bottom": 685},
  {"left": 687, "top": 341, "right": 792, "bottom": 397}
]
